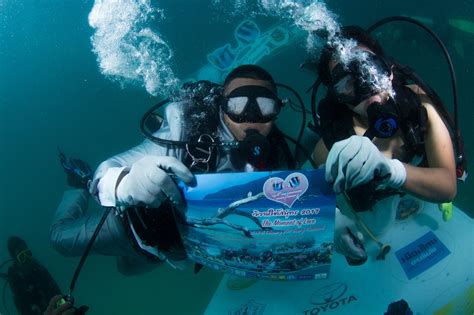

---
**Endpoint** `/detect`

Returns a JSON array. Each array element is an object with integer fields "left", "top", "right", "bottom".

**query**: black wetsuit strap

[
  {"left": 8, "top": 262, "right": 61, "bottom": 315},
  {"left": 268, "top": 126, "right": 296, "bottom": 170},
  {"left": 393, "top": 85, "right": 428, "bottom": 158},
  {"left": 317, "top": 96, "right": 354, "bottom": 150},
  {"left": 125, "top": 200, "right": 186, "bottom": 260}
]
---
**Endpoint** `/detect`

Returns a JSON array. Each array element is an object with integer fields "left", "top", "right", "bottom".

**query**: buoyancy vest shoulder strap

[
  {"left": 317, "top": 96, "right": 355, "bottom": 150},
  {"left": 393, "top": 84, "right": 428, "bottom": 158}
]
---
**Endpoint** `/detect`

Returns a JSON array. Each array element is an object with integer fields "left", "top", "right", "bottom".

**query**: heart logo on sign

[{"left": 263, "top": 172, "right": 309, "bottom": 208}]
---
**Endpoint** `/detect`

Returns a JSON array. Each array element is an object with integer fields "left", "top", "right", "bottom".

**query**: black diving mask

[
  {"left": 330, "top": 53, "right": 392, "bottom": 106},
  {"left": 16, "top": 249, "right": 32, "bottom": 264},
  {"left": 222, "top": 85, "right": 282, "bottom": 123}
]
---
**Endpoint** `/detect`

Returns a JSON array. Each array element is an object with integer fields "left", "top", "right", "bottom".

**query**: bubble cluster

[
  {"left": 331, "top": 39, "right": 395, "bottom": 96},
  {"left": 213, "top": 0, "right": 393, "bottom": 96},
  {"left": 89, "top": 0, "right": 179, "bottom": 96},
  {"left": 88, "top": 0, "right": 393, "bottom": 98}
]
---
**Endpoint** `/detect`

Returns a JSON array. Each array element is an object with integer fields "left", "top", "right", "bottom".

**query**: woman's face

[
  {"left": 328, "top": 46, "right": 393, "bottom": 117},
  {"left": 348, "top": 92, "right": 390, "bottom": 117}
]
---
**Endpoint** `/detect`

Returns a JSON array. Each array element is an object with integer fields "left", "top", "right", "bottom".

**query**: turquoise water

[{"left": 0, "top": 1, "right": 472, "bottom": 314}]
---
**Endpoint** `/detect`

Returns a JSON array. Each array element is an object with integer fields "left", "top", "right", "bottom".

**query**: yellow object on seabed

[
  {"left": 433, "top": 284, "right": 474, "bottom": 315},
  {"left": 439, "top": 202, "right": 454, "bottom": 221}
]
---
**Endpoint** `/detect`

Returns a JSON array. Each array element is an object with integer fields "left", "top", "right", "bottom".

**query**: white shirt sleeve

[{"left": 90, "top": 101, "right": 185, "bottom": 206}]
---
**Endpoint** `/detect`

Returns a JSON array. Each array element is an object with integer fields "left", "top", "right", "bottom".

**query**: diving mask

[
  {"left": 16, "top": 249, "right": 32, "bottom": 264},
  {"left": 222, "top": 85, "right": 282, "bottom": 123},
  {"left": 330, "top": 53, "right": 392, "bottom": 106}
]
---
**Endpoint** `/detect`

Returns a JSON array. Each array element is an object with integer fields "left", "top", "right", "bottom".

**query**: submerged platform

[{"left": 205, "top": 203, "right": 474, "bottom": 315}]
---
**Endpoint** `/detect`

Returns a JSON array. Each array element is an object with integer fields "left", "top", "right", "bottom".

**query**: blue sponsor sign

[{"left": 395, "top": 231, "right": 450, "bottom": 279}]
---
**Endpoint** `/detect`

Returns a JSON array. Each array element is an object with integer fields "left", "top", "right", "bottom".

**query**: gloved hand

[
  {"left": 334, "top": 209, "right": 367, "bottom": 265},
  {"left": 115, "top": 156, "right": 194, "bottom": 210},
  {"left": 58, "top": 148, "right": 93, "bottom": 189},
  {"left": 44, "top": 295, "right": 75, "bottom": 315},
  {"left": 325, "top": 135, "right": 406, "bottom": 193}
]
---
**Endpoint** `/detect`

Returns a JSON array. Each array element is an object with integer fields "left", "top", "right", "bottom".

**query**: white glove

[
  {"left": 334, "top": 209, "right": 367, "bottom": 263},
  {"left": 325, "top": 135, "right": 406, "bottom": 193},
  {"left": 116, "top": 156, "right": 194, "bottom": 210}
]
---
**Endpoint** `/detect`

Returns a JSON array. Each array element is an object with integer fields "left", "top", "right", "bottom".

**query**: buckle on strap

[{"left": 185, "top": 134, "right": 215, "bottom": 172}]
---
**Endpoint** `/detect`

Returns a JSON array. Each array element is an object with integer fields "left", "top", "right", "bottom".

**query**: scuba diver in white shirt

[{"left": 50, "top": 65, "right": 304, "bottom": 278}]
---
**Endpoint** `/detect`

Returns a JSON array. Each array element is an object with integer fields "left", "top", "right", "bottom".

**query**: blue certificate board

[{"left": 177, "top": 169, "right": 335, "bottom": 280}]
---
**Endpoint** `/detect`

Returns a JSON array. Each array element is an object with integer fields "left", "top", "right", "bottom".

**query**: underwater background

[{"left": 1, "top": 0, "right": 472, "bottom": 314}]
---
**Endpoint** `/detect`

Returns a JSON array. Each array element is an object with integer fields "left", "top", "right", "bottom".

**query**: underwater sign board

[
  {"left": 177, "top": 169, "right": 335, "bottom": 280},
  {"left": 189, "top": 19, "right": 305, "bottom": 83},
  {"left": 395, "top": 231, "right": 451, "bottom": 280},
  {"left": 205, "top": 204, "right": 474, "bottom": 315}
]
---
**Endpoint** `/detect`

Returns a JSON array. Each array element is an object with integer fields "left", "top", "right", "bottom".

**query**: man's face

[{"left": 223, "top": 78, "right": 276, "bottom": 141}]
